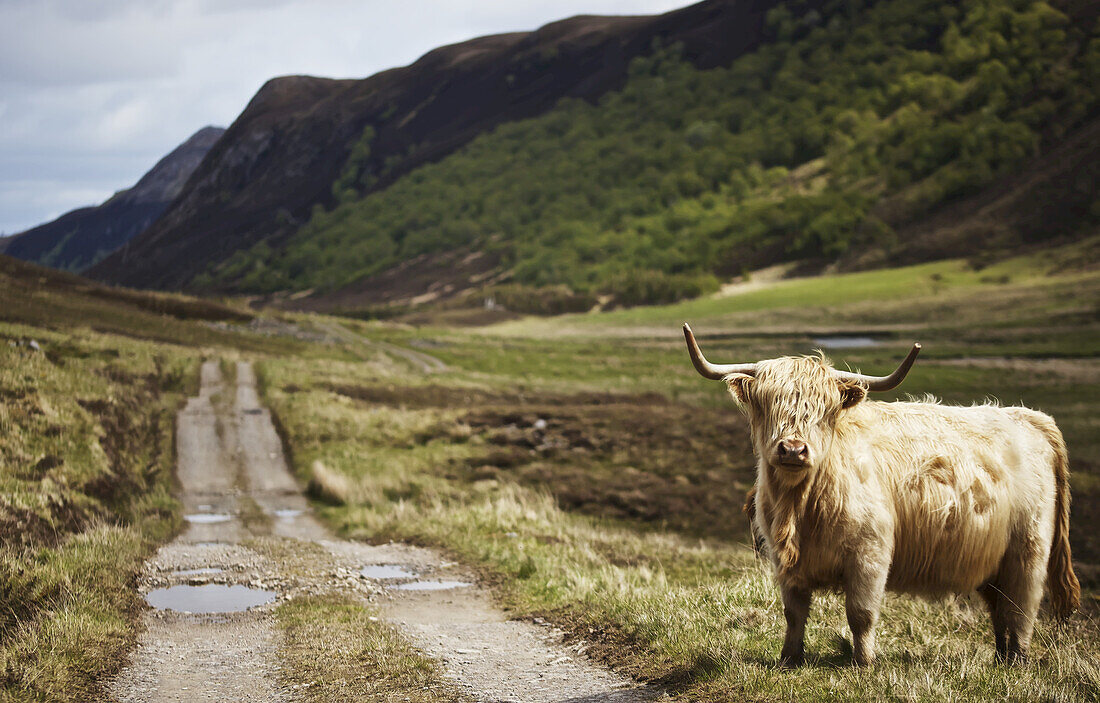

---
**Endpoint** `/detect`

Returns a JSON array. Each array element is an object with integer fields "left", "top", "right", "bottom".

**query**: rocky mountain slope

[{"left": 4, "top": 127, "right": 225, "bottom": 272}]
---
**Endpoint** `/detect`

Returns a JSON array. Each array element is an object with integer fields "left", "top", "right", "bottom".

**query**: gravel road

[{"left": 108, "top": 360, "right": 660, "bottom": 702}]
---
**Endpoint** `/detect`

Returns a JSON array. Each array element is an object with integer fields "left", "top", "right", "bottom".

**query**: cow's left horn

[
  {"left": 833, "top": 343, "right": 921, "bottom": 391},
  {"left": 683, "top": 323, "right": 757, "bottom": 380}
]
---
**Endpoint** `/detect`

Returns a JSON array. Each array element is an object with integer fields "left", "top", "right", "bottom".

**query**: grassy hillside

[{"left": 209, "top": 0, "right": 1099, "bottom": 308}]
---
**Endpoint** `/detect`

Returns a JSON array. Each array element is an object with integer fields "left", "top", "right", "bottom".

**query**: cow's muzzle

[{"left": 775, "top": 439, "right": 810, "bottom": 467}]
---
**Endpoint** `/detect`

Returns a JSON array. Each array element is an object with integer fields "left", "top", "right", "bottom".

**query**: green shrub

[{"left": 603, "top": 270, "right": 720, "bottom": 307}]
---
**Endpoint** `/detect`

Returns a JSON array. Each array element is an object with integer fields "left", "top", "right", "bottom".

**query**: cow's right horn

[
  {"left": 683, "top": 323, "right": 757, "bottom": 380},
  {"left": 833, "top": 343, "right": 921, "bottom": 391}
]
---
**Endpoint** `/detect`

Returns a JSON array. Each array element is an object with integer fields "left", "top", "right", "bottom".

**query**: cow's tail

[{"left": 1035, "top": 414, "right": 1080, "bottom": 621}]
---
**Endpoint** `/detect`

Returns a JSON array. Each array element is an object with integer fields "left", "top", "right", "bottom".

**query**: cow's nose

[{"left": 777, "top": 439, "right": 809, "bottom": 463}]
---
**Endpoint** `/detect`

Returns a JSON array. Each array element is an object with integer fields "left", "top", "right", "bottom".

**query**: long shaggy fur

[
  {"left": 723, "top": 353, "right": 1079, "bottom": 665},
  {"left": 1021, "top": 412, "right": 1081, "bottom": 620}
]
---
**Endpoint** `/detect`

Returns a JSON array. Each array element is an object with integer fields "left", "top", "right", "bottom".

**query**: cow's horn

[
  {"left": 833, "top": 343, "right": 921, "bottom": 392},
  {"left": 683, "top": 323, "right": 757, "bottom": 380}
]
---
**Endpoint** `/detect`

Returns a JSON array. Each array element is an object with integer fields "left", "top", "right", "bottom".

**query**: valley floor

[{"left": 2, "top": 247, "right": 1098, "bottom": 701}]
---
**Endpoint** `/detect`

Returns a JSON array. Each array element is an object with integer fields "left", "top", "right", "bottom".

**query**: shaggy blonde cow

[{"left": 683, "top": 324, "right": 1080, "bottom": 666}]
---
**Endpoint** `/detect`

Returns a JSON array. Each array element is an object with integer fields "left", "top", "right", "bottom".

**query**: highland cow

[{"left": 683, "top": 324, "right": 1079, "bottom": 666}]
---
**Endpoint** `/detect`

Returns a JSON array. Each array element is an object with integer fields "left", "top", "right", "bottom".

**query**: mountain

[
  {"left": 88, "top": 0, "right": 804, "bottom": 290},
  {"left": 91, "top": 0, "right": 1100, "bottom": 313},
  {"left": 5, "top": 126, "right": 224, "bottom": 272}
]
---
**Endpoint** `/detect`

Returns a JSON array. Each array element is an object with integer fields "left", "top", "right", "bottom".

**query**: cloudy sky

[{"left": 0, "top": 0, "right": 689, "bottom": 235}]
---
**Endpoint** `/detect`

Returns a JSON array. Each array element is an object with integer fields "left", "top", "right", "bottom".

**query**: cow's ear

[
  {"left": 725, "top": 373, "right": 753, "bottom": 404},
  {"left": 838, "top": 379, "right": 866, "bottom": 409}
]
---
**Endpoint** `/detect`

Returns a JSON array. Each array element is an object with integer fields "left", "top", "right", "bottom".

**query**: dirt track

[{"left": 109, "top": 361, "right": 659, "bottom": 702}]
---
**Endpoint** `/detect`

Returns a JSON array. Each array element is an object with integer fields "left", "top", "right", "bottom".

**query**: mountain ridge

[
  {"left": 4, "top": 126, "right": 225, "bottom": 272},
  {"left": 89, "top": 0, "right": 799, "bottom": 289},
  {"left": 90, "top": 0, "right": 1099, "bottom": 315}
]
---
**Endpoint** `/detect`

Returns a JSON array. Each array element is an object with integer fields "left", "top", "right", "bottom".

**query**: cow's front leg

[
  {"left": 844, "top": 548, "right": 889, "bottom": 666},
  {"left": 780, "top": 585, "right": 812, "bottom": 668}
]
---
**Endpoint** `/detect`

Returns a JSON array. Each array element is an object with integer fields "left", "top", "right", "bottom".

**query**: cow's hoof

[
  {"left": 779, "top": 654, "right": 804, "bottom": 669},
  {"left": 852, "top": 653, "right": 875, "bottom": 667}
]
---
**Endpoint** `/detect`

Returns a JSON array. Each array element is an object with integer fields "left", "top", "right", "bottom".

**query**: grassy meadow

[
  {"left": 2, "top": 243, "right": 1098, "bottom": 701},
  {"left": 257, "top": 244, "right": 1100, "bottom": 701}
]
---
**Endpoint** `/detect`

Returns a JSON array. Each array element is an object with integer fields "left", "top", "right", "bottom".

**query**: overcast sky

[{"left": 0, "top": 0, "right": 689, "bottom": 235}]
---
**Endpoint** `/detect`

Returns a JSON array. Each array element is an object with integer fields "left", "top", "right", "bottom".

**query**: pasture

[
  {"left": 1, "top": 244, "right": 1097, "bottom": 701},
  {"left": 257, "top": 244, "right": 1100, "bottom": 701}
]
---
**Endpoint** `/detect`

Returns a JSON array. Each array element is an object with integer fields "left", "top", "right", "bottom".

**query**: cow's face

[{"left": 726, "top": 356, "right": 865, "bottom": 480}]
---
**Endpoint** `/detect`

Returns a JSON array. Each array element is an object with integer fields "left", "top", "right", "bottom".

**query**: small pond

[{"left": 812, "top": 336, "right": 881, "bottom": 349}]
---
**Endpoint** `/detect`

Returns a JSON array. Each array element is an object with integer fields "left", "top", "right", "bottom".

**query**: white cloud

[{"left": 0, "top": 0, "right": 690, "bottom": 234}]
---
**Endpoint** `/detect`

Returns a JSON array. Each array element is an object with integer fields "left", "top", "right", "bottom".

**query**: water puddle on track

[
  {"left": 145, "top": 584, "right": 275, "bottom": 613},
  {"left": 361, "top": 564, "right": 418, "bottom": 579},
  {"left": 274, "top": 508, "right": 303, "bottom": 519},
  {"left": 184, "top": 513, "right": 233, "bottom": 524},
  {"left": 389, "top": 580, "right": 471, "bottom": 591},
  {"left": 812, "top": 336, "right": 881, "bottom": 349}
]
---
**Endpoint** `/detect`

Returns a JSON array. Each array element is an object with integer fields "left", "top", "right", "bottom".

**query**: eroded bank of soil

[{"left": 109, "top": 361, "right": 661, "bottom": 703}]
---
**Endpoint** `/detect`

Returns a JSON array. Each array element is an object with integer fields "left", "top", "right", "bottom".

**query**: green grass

[
  {"left": 256, "top": 246, "right": 1100, "bottom": 700},
  {"left": 0, "top": 323, "right": 192, "bottom": 700},
  {"left": 259, "top": 322, "right": 1100, "bottom": 701},
  {"left": 488, "top": 246, "right": 1100, "bottom": 339},
  {"left": 277, "top": 594, "right": 468, "bottom": 703}
]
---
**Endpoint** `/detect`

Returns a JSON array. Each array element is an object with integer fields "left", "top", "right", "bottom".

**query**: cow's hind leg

[
  {"left": 978, "top": 583, "right": 1009, "bottom": 661},
  {"left": 993, "top": 536, "right": 1048, "bottom": 664},
  {"left": 780, "top": 585, "right": 811, "bottom": 668}
]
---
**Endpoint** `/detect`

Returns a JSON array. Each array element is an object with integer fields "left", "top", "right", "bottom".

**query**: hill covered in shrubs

[{"left": 156, "top": 1, "right": 1100, "bottom": 309}]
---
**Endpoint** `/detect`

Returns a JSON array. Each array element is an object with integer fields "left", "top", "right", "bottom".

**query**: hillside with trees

[{"left": 202, "top": 0, "right": 1099, "bottom": 310}]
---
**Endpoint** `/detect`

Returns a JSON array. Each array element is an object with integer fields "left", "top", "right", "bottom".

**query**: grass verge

[
  {"left": 0, "top": 324, "right": 194, "bottom": 701},
  {"left": 276, "top": 594, "right": 469, "bottom": 703}
]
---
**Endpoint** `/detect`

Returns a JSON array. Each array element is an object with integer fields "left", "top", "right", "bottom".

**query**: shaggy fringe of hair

[{"left": 1026, "top": 415, "right": 1082, "bottom": 620}]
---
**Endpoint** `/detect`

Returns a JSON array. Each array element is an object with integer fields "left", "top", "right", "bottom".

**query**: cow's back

[{"left": 846, "top": 401, "right": 1058, "bottom": 595}]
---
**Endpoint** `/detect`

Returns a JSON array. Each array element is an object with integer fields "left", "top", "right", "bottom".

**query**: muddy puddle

[
  {"left": 145, "top": 584, "right": 276, "bottom": 613},
  {"left": 184, "top": 513, "right": 232, "bottom": 524},
  {"left": 390, "top": 580, "right": 471, "bottom": 591},
  {"left": 812, "top": 336, "right": 881, "bottom": 349},
  {"left": 361, "top": 564, "right": 418, "bottom": 579},
  {"left": 274, "top": 508, "right": 303, "bottom": 519}
]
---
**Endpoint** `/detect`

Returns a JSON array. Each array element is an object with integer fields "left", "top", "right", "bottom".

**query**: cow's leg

[
  {"left": 779, "top": 585, "right": 812, "bottom": 668},
  {"left": 996, "top": 539, "right": 1047, "bottom": 664},
  {"left": 844, "top": 548, "right": 889, "bottom": 666},
  {"left": 978, "top": 583, "right": 1009, "bottom": 661}
]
